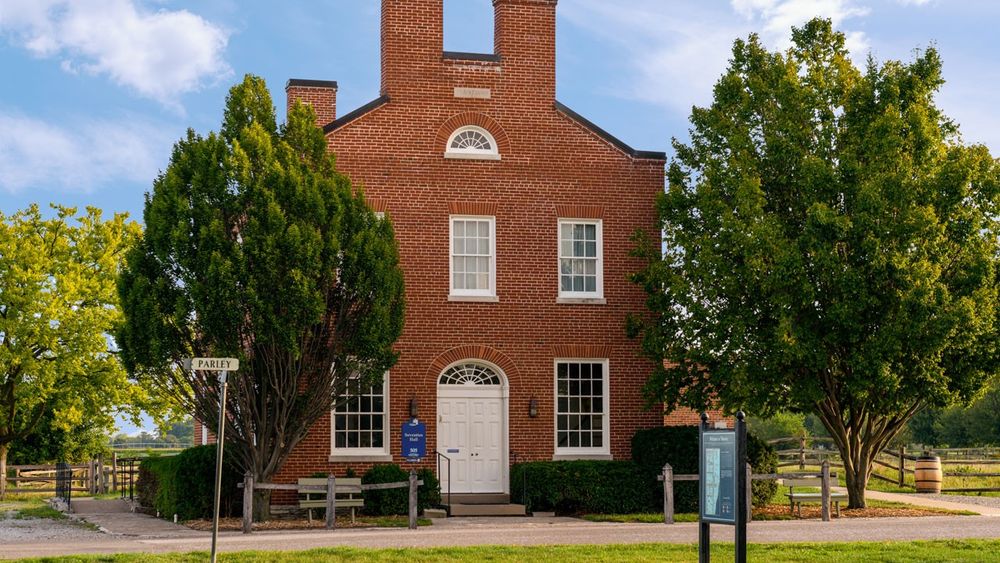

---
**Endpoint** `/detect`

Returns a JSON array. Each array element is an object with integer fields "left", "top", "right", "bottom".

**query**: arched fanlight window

[
  {"left": 445, "top": 126, "right": 501, "bottom": 160},
  {"left": 439, "top": 362, "right": 503, "bottom": 385}
]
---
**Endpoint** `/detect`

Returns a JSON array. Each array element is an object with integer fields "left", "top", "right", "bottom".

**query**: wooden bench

[
  {"left": 782, "top": 477, "right": 847, "bottom": 517},
  {"left": 298, "top": 477, "right": 364, "bottom": 523}
]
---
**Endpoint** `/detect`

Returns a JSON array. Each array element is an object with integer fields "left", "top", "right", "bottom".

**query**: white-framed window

[
  {"left": 554, "top": 360, "right": 610, "bottom": 455},
  {"left": 331, "top": 373, "right": 389, "bottom": 456},
  {"left": 558, "top": 219, "right": 603, "bottom": 298},
  {"left": 445, "top": 126, "right": 501, "bottom": 160},
  {"left": 450, "top": 215, "right": 496, "bottom": 297},
  {"left": 374, "top": 211, "right": 386, "bottom": 220}
]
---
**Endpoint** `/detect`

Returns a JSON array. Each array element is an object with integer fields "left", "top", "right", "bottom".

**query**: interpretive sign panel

[{"left": 699, "top": 429, "right": 737, "bottom": 525}]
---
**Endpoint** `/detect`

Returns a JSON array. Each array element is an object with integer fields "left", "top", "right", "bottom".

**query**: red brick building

[{"left": 198, "top": 0, "right": 667, "bottom": 500}]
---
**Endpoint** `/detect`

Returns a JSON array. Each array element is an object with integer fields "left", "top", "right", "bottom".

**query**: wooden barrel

[{"left": 914, "top": 455, "right": 942, "bottom": 493}]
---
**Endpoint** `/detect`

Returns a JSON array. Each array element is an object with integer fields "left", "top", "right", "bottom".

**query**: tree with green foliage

[
  {"left": 117, "top": 74, "right": 406, "bottom": 519},
  {"left": 0, "top": 204, "right": 152, "bottom": 497},
  {"left": 628, "top": 19, "right": 1000, "bottom": 507}
]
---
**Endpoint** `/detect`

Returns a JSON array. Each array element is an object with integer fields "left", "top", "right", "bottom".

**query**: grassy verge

[
  {"left": 13, "top": 540, "right": 1000, "bottom": 562},
  {"left": 581, "top": 497, "right": 975, "bottom": 524},
  {"left": 12, "top": 505, "right": 67, "bottom": 520}
]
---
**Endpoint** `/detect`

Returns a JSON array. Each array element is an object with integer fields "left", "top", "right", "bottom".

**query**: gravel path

[
  {"left": 905, "top": 493, "right": 1000, "bottom": 510},
  {"left": 0, "top": 511, "right": 104, "bottom": 542}
]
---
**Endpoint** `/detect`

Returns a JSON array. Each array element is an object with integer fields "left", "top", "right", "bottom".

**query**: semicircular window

[
  {"left": 445, "top": 126, "right": 500, "bottom": 160},
  {"left": 439, "top": 362, "right": 502, "bottom": 385}
]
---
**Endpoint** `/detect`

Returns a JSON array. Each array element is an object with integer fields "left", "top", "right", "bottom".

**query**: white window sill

[
  {"left": 556, "top": 297, "right": 606, "bottom": 305},
  {"left": 449, "top": 295, "right": 499, "bottom": 303},
  {"left": 328, "top": 453, "right": 393, "bottom": 463},
  {"left": 444, "top": 152, "right": 501, "bottom": 161},
  {"left": 552, "top": 453, "right": 613, "bottom": 461}
]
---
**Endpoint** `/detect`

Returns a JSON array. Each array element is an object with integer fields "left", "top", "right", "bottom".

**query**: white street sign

[{"left": 188, "top": 357, "right": 239, "bottom": 371}]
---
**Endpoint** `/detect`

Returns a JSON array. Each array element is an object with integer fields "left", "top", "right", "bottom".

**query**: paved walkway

[
  {"left": 70, "top": 498, "right": 204, "bottom": 538},
  {"left": 5, "top": 491, "right": 1000, "bottom": 560},
  {"left": 847, "top": 488, "right": 1000, "bottom": 516}
]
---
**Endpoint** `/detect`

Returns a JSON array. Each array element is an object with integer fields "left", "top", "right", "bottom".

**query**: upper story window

[
  {"left": 450, "top": 215, "right": 496, "bottom": 298},
  {"left": 445, "top": 126, "right": 500, "bottom": 161},
  {"left": 558, "top": 219, "right": 603, "bottom": 299}
]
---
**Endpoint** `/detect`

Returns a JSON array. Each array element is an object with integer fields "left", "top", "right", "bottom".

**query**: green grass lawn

[{"left": 13, "top": 540, "right": 1000, "bottom": 562}]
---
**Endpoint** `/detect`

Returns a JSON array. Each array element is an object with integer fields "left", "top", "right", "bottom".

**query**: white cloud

[
  {"left": 731, "top": 0, "right": 870, "bottom": 53},
  {"left": 896, "top": 0, "right": 932, "bottom": 5},
  {"left": 0, "top": 0, "right": 231, "bottom": 109},
  {"left": 560, "top": 0, "right": 741, "bottom": 113},
  {"left": 0, "top": 111, "right": 174, "bottom": 194},
  {"left": 560, "top": 0, "right": 873, "bottom": 117}
]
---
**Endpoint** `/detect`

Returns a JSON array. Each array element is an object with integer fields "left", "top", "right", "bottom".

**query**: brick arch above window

[
  {"left": 436, "top": 112, "right": 511, "bottom": 157},
  {"left": 427, "top": 345, "right": 521, "bottom": 385}
]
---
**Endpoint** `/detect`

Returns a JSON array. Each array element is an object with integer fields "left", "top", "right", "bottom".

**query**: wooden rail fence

[
  {"left": 767, "top": 436, "right": 1000, "bottom": 493},
  {"left": 237, "top": 470, "right": 424, "bottom": 533},
  {"left": 656, "top": 460, "right": 841, "bottom": 524}
]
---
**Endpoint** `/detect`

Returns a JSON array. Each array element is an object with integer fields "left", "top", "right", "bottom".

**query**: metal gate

[{"left": 55, "top": 461, "right": 72, "bottom": 506}]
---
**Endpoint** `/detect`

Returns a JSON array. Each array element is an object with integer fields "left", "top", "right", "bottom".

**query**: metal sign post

[
  {"left": 186, "top": 357, "right": 239, "bottom": 563},
  {"left": 698, "top": 411, "right": 748, "bottom": 563}
]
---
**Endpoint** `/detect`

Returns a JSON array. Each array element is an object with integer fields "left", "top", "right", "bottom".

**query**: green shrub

[
  {"left": 631, "top": 425, "right": 778, "bottom": 512},
  {"left": 136, "top": 445, "right": 241, "bottom": 521},
  {"left": 417, "top": 468, "right": 442, "bottom": 509},
  {"left": 362, "top": 464, "right": 441, "bottom": 516},
  {"left": 173, "top": 445, "right": 242, "bottom": 520},
  {"left": 362, "top": 464, "right": 409, "bottom": 516},
  {"left": 137, "top": 455, "right": 181, "bottom": 518},
  {"left": 510, "top": 460, "right": 652, "bottom": 515}
]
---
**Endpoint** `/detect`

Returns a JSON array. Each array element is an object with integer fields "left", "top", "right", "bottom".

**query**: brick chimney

[
  {"left": 285, "top": 79, "right": 338, "bottom": 128},
  {"left": 381, "top": 0, "right": 444, "bottom": 98},
  {"left": 494, "top": 0, "right": 557, "bottom": 102}
]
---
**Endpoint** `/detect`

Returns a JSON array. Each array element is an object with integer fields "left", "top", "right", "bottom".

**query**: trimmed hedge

[
  {"left": 511, "top": 460, "right": 651, "bottom": 515},
  {"left": 631, "top": 426, "right": 778, "bottom": 512},
  {"left": 136, "top": 445, "right": 241, "bottom": 521},
  {"left": 361, "top": 464, "right": 441, "bottom": 516}
]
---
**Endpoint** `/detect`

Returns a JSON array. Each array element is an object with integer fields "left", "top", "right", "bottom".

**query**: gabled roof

[
  {"left": 323, "top": 95, "right": 390, "bottom": 134},
  {"left": 554, "top": 101, "right": 666, "bottom": 161}
]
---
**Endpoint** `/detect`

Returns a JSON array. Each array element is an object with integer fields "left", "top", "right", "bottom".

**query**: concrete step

[
  {"left": 444, "top": 493, "right": 510, "bottom": 505},
  {"left": 447, "top": 503, "right": 526, "bottom": 517}
]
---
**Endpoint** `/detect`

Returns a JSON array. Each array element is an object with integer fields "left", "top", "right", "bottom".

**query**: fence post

[
  {"left": 745, "top": 463, "right": 753, "bottom": 523},
  {"left": 661, "top": 463, "right": 674, "bottom": 524},
  {"left": 898, "top": 446, "right": 905, "bottom": 487},
  {"left": 89, "top": 459, "right": 97, "bottom": 495},
  {"left": 242, "top": 471, "right": 253, "bottom": 534},
  {"left": 111, "top": 453, "right": 118, "bottom": 493},
  {"left": 820, "top": 460, "right": 831, "bottom": 522},
  {"left": 408, "top": 469, "right": 418, "bottom": 530},
  {"left": 799, "top": 437, "right": 806, "bottom": 470},
  {"left": 326, "top": 475, "right": 337, "bottom": 530}
]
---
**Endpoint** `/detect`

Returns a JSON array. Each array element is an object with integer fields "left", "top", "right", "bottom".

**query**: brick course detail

[{"left": 276, "top": 0, "right": 667, "bottom": 496}]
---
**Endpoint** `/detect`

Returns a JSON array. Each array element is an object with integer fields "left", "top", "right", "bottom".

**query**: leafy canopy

[
  {"left": 629, "top": 19, "right": 1000, "bottom": 505},
  {"left": 0, "top": 205, "right": 155, "bottom": 481},
  {"left": 116, "top": 75, "right": 405, "bottom": 501}
]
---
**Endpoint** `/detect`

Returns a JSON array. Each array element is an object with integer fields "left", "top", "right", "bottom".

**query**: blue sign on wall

[{"left": 401, "top": 420, "right": 426, "bottom": 461}]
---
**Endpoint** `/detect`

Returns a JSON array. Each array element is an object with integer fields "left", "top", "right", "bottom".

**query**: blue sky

[
  {"left": 2, "top": 0, "right": 998, "bottom": 434},
  {"left": 3, "top": 0, "right": 999, "bottom": 223}
]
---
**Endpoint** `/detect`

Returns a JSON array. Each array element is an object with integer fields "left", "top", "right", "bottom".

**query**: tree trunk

[
  {"left": 252, "top": 488, "right": 271, "bottom": 521},
  {"left": 842, "top": 454, "right": 871, "bottom": 509},
  {"left": 0, "top": 443, "right": 8, "bottom": 500}
]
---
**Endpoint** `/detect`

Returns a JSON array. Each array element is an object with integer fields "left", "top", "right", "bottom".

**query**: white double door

[{"left": 437, "top": 386, "right": 506, "bottom": 493}]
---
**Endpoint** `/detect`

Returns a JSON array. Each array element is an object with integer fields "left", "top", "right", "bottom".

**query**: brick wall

[{"left": 275, "top": 0, "right": 665, "bottom": 493}]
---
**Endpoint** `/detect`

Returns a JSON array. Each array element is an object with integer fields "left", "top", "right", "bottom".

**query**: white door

[{"left": 437, "top": 370, "right": 507, "bottom": 494}]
